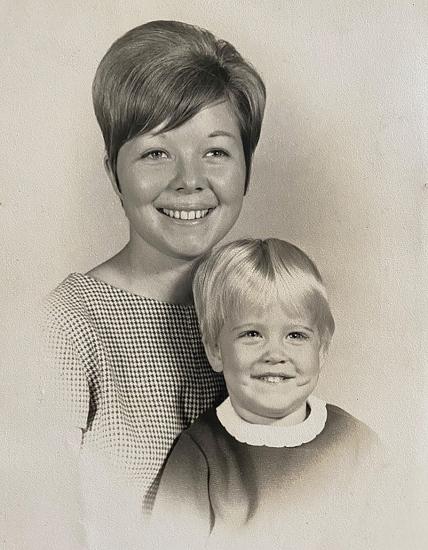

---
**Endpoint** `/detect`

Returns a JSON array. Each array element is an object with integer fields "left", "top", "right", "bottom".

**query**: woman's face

[{"left": 112, "top": 102, "right": 246, "bottom": 261}]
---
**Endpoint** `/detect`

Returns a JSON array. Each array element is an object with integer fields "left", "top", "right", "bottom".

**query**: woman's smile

[{"left": 158, "top": 208, "right": 213, "bottom": 221}]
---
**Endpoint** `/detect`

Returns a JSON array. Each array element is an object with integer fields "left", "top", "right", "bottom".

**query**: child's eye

[
  {"left": 287, "top": 332, "right": 309, "bottom": 341},
  {"left": 141, "top": 150, "right": 169, "bottom": 160},
  {"left": 240, "top": 330, "right": 261, "bottom": 338},
  {"left": 205, "top": 149, "right": 229, "bottom": 158}
]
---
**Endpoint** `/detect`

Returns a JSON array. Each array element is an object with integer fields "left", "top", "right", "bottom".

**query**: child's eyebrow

[
  {"left": 290, "top": 325, "right": 315, "bottom": 333},
  {"left": 230, "top": 322, "right": 316, "bottom": 333},
  {"left": 230, "top": 322, "right": 260, "bottom": 331}
]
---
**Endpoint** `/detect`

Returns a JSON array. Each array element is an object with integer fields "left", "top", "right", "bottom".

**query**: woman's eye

[
  {"left": 287, "top": 332, "right": 309, "bottom": 341},
  {"left": 205, "top": 149, "right": 229, "bottom": 158},
  {"left": 141, "top": 150, "right": 168, "bottom": 160}
]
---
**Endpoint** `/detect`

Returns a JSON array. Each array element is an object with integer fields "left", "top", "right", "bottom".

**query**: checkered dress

[{"left": 43, "top": 273, "right": 226, "bottom": 512}]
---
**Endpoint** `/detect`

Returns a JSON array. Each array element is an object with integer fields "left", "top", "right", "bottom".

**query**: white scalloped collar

[{"left": 216, "top": 395, "right": 327, "bottom": 448}]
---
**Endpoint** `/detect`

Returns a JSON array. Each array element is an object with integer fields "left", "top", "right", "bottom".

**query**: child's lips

[{"left": 252, "top": 373, "right": 295, "bottom": 384}]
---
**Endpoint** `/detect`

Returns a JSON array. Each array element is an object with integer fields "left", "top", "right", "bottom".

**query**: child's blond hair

[{"left": 192, "top": 238, "right": 335, "bottom": 352}]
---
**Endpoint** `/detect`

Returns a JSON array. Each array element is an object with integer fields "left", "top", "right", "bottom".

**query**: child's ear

[
  {"left": 104, "top": 155, "right": 122, "bottom": 199},
  {"left": 204, "top": 341, "right": 224, "bottom": 373},
  {"left": 319, "top": 343, "right": 329, "bottom": 369}
]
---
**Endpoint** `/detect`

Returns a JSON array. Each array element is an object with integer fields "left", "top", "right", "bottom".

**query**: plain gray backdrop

[{"left": 2, "top": 1, "right": 427, "bottom": 548}]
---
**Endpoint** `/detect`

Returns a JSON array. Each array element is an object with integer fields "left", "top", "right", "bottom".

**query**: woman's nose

[{"left": 173, "top": 157, "right": 205, "bottom": 193}]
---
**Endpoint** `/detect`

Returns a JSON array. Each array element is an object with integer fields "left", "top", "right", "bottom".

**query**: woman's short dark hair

[{"left": 92, "top": 20, "right": 266, "bottom": 192}]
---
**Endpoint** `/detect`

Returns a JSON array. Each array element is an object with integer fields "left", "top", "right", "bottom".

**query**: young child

[{"left": 149, "top": 238, "right": 384, "bottom": 550}]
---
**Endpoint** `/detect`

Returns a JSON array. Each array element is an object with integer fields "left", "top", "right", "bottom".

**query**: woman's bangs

[{"left": 130, "top": 68, "right": 228, "bottom": 139}]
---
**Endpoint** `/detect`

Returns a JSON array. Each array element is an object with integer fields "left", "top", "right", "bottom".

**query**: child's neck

[{"left": 232, "top": 400, "right": 309, "bottom": 426}]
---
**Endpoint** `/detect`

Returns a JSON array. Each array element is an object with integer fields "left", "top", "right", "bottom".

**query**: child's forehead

[{"left": 231, "top": 294, "right": 315, "bottom": 324}]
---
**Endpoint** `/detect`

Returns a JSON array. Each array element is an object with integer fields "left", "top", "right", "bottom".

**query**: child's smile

[{"left": 252, "top": 374, "right": 295, "bottom": 383}]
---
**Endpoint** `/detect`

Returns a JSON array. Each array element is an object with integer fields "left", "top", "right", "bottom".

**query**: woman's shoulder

[
  {"left": 48, "top": 272, "right": 89, "bottom": 296},
  {"left": 43, "top": 273, "right": 98, "bottom": 337},
  {"left": 46, "top": 268, "right": 136, "bottom": 315},
  {"left": 46, "top": 273, "right": 95, "bottom": 315}
]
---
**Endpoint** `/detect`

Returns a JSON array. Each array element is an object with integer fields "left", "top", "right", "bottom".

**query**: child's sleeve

[{"left": 149, "top": 432, "right": 212, "bottom": 550}]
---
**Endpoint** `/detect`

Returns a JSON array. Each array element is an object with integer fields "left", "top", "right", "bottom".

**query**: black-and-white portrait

[{"left": 2, "top": 2, "right": 426, "bottom": 549}]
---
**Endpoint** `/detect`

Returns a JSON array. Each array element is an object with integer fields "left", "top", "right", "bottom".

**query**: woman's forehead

[{"left": 144, "top": 100, "right": 239, "bottom": 139}]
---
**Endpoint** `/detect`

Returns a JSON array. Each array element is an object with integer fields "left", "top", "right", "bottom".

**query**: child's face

[{"left": 206, "top": 300, "right": 324, "bottom": 425}]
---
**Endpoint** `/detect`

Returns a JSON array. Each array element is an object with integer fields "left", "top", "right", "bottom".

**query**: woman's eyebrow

[
  {"left": 146, "top": 130, "right": 236, "bottom": 140},
  {"left": 146, "top": 131, "right": 167, "bottom": 139},
  {"left": 208, "top": 130, "right": 236, "bottom": 138}
]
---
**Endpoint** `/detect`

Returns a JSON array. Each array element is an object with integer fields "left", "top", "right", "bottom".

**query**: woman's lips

[{"left": 158, "top": 207, "right": 215, "bottom": 220}]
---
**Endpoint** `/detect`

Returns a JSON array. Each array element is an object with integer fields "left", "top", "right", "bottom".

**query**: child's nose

[
  {"left": 264, "top": 354, "right": 286, "bottom": 364},
  {"left": 263, "top": 342, "right": 287, "bottom": 364}
]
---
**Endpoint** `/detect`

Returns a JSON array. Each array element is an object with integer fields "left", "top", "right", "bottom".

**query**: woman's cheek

[{"left": 212, "top": 164, "right": 245, "bottom": 198}]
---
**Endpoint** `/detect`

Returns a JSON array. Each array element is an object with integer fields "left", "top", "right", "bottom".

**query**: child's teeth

[{"left": 261, "top": 376, "right": 285, "bottom": 383}]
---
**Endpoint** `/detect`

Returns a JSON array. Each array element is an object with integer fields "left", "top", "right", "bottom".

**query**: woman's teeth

[{"left": 161, "top": 208, "right": 210, "bottom": 220}]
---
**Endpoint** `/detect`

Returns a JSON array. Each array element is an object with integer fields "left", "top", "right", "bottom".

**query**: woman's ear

[
  {"left": 204, "top": 341, "right": 224, "bottom": 373},
  {"left": 104, "top": 155, "right": 122, "bottom": 199}
]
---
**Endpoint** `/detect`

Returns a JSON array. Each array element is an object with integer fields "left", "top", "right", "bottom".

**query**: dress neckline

[
  {"left": 70, "top": 272, "right": 195, "bottom": 309},
  {"left": 216, "top": 395, "right": 327, "bottom": 448}
]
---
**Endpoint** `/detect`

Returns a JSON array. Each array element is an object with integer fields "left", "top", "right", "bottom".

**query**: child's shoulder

[
  {"left": 326, "top": 402, "right": 373, "bottom": 430},
  {"left": 178, "top": 406, "right": 229, "bottom": 453},
  {"left": 325, "top": 402, "right": 380, "bottom": 450},
  {"left": 185, "top": 406, "right": 220, "bottom": 437}
]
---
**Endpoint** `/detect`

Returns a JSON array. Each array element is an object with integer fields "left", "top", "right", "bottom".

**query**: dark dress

[{"left": 151, "top": 397, "right": 384, "bottom": 550}]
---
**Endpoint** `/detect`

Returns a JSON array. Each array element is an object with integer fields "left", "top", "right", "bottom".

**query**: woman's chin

[{"left": 162, "top": 243, "right": 215, "bottom": 262}]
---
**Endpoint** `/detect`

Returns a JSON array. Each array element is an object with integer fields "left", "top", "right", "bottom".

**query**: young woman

[{"left": 44, "top": 19, "right": 265, "bottom": 548}]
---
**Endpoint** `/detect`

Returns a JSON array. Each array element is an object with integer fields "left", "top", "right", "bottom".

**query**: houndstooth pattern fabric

[{"left": 43, "top": 273, "right": 226, "bottom": 512}]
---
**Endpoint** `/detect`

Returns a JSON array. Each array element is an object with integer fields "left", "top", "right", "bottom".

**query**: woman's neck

[{"left": 87, "top": 240, "right": 198, "bottom": 305}]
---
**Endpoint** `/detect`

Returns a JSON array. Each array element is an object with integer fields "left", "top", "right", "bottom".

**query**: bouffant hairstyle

[{"left": 92, "top": 20, "right": 266, "bottom": 192}]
